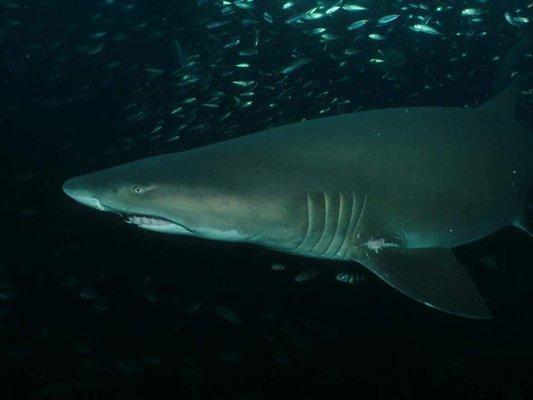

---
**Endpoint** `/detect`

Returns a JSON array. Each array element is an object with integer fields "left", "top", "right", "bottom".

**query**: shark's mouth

[
  {"left": 125, "top": 214, "right": 174, "bottom": 227},
  {"left": 124, "top": 213, "right": 195, "bottom": 233},
  {"left": 99, "top": 203, "right": 194, "bottom": 233}
]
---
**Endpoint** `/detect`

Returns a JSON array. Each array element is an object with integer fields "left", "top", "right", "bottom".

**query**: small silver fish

[
  {"left": 282, "top": 2, "right": 294, "bottom": 10},
  {"left": 347, "top": 19, "right": 368, "bottom": 30},
  {"left": 224, "top": 39, "right": 240, "bottom": 49},
  {"left": 79, "top": 286, "right": 99, "bottom": 301},
  {"left": 342, "top": 4, "right": 367, "bottom": 11},
  {"left": 239, "top": 49, "right": 258, "bottom": 56},
  {"left": 270, "top": 263, "right": 286, "bottom": 271},
  {"left": 409, "top": 23, "right": 441, "bottom": 35},
  {"left": 294, "top": 269, "right": 322, "bottom": 283},
  {"left": 378, "top": 14, "right": 400, "bottom": 25},
  {"left": 263, "top": 12, "right": 274, "bottom": 23},
  {"left": 280, "top": 58, "right": 312, "bottom": 74},
  {"left": 368, "top": 33, "right": 385, "bottom": 40},
  {"left": 335, "top": 272, "right": 367, "bottom": 285},
  {"left": 325, "top": 6, "right": 340, "bottom": 15},
  {"left": 461, "top": 8, "right": 484, "bottom": 16}
]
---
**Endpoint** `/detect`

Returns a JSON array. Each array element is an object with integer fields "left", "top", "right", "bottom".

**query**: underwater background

[{"left": 1, "top": 0, "right": 533, "bottom": 398}]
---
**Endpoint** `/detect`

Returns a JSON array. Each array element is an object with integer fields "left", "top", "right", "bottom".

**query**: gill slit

[
  {"left": 323, "top": 192, "right": 345, "bottom": 256},
  {"left": 336, "top": 191, "right": 366, "bottom": 258},
  {"left": 292, "top": 193, "right": 313, "bottom": 251},
  {"left": 354, "top": 194, "right": 367, "bottom": 235},
  {"left": 310, "top": 191, "right": 330, "bottom": 253}
]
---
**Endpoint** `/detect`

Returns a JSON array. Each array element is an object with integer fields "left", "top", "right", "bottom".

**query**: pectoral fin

[{"left": 358, "top": 248, "right": 492, "bottom": 319}]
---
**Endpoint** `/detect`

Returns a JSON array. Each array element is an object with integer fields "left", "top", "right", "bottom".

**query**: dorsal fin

[{"left": 480, "top": 78, "right": 519, "bottom": 120}]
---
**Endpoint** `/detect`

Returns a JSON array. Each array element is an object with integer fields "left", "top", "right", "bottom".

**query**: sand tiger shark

[{"left": 63, "top": 81, "right": 532, "bottom": 319}]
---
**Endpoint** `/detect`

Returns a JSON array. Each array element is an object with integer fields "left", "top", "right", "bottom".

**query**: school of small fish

[{"left": 1, "top": 0, "right": 530, "bottom": 156}]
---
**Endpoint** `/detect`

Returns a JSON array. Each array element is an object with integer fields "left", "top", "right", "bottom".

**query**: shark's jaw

[{"left": 124, "top": 214, "right": 195, "bottom": 235}]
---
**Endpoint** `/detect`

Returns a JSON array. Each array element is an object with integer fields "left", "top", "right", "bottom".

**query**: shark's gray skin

[{"left": 64, "top": 83, "right": 532, "bottom": 319}]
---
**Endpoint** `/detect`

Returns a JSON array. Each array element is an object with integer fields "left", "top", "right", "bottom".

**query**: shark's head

[{"left": 63, "top": 152, "right": 306, "bottom": 247}]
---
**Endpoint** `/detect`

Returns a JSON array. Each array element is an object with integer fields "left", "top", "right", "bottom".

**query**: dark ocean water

[{"left": 1, "top": 0, "right": 533, "bottom": 399}]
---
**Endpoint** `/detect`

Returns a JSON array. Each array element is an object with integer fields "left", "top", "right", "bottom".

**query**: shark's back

[{"left": 196, "top": 81, "right": 529, "bottom": 251}]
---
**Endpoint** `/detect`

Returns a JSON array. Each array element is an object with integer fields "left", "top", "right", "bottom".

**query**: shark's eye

[{"left": 133, "top": 186, "right": 145, "bottom": 194}]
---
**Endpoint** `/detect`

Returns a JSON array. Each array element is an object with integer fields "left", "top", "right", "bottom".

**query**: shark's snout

[
  {"left": 62, "top": 178, "right": 79, "bottom": 198},
  {"left": 63, "top": 178, "right": 106, "bottom": 211}
]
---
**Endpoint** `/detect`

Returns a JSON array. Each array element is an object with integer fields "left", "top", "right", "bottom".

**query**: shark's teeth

[{"left": 126, "top": 215, "right": 173, "bottom": 227}]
